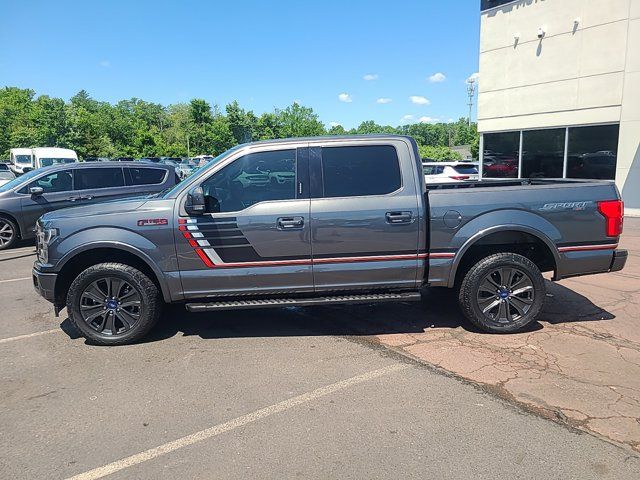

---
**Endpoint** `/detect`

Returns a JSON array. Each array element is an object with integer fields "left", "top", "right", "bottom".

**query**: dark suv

[{"left": 0, "top": 162, "right": 179, "bottom": 250}]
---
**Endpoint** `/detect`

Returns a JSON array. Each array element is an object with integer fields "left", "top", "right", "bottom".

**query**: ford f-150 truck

[{"left": 32, "top": 135, "right": 627, "bottom": 345}]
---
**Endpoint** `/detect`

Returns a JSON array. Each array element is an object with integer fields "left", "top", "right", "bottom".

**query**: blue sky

[{"left": 1, "top": 0, "right": 480, "bottom": 129}]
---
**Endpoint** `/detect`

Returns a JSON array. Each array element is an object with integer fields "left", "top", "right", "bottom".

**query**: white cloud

[
  {"left": 466, "top": 72, "right": 479, "bottom": 83},
  {"left": 409, "top": 95, "right": 430, "bottom": 105},
  {"left": 329, "top": 121, "right": 341, "bottom": 127},
  {"left": 363, "top": 73, "right": 379, "bottom": 81},
  {"left": 338, "top": 93, "right": 352, "bottom": 103},
  {"left": 428, "top": 72, "right": 446, "bottom": 83},
  {"left": 99, "top": 60, "right": 110, "bottom": 68},
  {"left": 418, "top": 116, "right": 439, "bottom": 123},
  {"left": 376, "top": 97, "right": 392, "bottom": 104},
  {"left": 400, "top": 114, "right": 415, "bottom": 123}
]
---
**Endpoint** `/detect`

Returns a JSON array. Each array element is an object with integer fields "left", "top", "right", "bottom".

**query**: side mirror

[
  {"left": 30, "top": 186, "right": 44, "bottom": 196},
  {"left": 185, "top": 186, "right": 206, "bottom": 215}
]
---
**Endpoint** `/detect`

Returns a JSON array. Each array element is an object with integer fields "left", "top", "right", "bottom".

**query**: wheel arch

[
  {"left": 54, "top": 244, "right": 172, "bottom": 306},
  {"left": 447, "top": 224, "right": 560, "bottom": 288}
]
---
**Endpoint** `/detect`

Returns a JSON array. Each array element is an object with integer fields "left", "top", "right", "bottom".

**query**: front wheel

[
  {"left": 0, "top": 216, "right": 18, "bottom": 250},
  {"left": 66, "top": 263, "right": 163, "bottom": 345},
  {"left": 458, "top": 252, "right": 545, "bottom": 333}
]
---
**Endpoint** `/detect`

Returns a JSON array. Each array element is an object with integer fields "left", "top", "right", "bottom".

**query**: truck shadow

[
  {"left": 59, "top": 280, "right": 615, "bottom": 344},
  {"left": 148, "top": 280, "right": 616, "bottom": 343}
]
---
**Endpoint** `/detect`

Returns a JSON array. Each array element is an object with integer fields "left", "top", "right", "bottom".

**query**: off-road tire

[
  {"left": 67, "top": 263, "right": 162, "bottom": 345},
  {"left": 458, "top": 252, "right": 545, "bottom": 333}
]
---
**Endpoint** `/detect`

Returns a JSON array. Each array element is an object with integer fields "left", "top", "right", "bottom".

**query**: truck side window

[
  {"left": 201, "top": 149, "right": 296, "bottom": 213},
  {"left": 321, "top": 145, "right": 401, "bottom": 198}
]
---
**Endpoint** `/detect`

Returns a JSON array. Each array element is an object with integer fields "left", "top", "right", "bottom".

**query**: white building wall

[{"left": 478, "top": 0, "right": 640, "bottom": 214}]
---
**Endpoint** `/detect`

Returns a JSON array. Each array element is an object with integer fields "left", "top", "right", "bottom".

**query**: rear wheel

[
  {"left": 458, "top": 252, "right": 545, "bottom": 333},
  {"left": 66, "top": 263, "right": 162, "bottom": 345},
  {"left": 0, "top": 216, "right": 18, "bottom": 250}
]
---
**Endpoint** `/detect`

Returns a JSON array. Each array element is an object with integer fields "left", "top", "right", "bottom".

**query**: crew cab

[{"left": 31, "top": 135, "right": 627, "bottom": 345}]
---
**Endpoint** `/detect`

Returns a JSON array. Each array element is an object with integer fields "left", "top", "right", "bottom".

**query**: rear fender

[{"left": 445, "top": 209, "right": 561, "bottom": 287}]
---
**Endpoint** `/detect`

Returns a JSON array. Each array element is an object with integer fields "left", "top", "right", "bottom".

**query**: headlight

[{"left": 36, "top": 223, "right": 58, "bottom": 264}]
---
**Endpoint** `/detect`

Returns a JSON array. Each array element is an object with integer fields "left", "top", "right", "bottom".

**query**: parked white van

[
  {"left": 9, "top": 148, "right": 34, "bottom": 175},
  {"left": 31, "top": 147, "right": 78, "bottom": 169}
]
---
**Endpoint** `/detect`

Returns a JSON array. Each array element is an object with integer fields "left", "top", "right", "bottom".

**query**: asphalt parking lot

[{"left": 2, "top": 233, "right": 640, "bottom": 479}]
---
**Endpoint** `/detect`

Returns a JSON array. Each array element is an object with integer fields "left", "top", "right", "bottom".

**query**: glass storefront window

[
  {"left": 482, "top": 131, "right": 519, "bottom": 178},
  {"left": 567, "top": 125, "right": 619, "bottom": 180},
  {"left": 522, "top": 128, "right": 565, "bottom": 178}
]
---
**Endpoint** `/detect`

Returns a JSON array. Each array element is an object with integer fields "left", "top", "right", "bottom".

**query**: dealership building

[{"left": 477, "top": 0, "right": 640, "bottom": 215}]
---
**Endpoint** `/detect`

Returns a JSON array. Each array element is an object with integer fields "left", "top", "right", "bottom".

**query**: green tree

[
  {"left": 418, "top": 144, "right": 462, "bottom": 161},
  {"left": 276, "top": 103, "right": 325, "bottom": 138}
]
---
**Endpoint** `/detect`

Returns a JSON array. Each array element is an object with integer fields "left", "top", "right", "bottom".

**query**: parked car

[
  {"left": 112, "top": 157, "right": 135, "bottom": 162},
  {"left": 31, "top": 135, "right": 626, "bottom": 345},
  {"left": 9, "top": 148, "right": 34, "bottom": 175},
  {"left": 192, "top": 155, "right": 214, "bottom": 167},
  {"left": 0, "top": 169, "right": 16, "bottom": 187},
  {"left": 176, "top": 159, "right": 198, "bottom": 179},
  {"left": 0, "top": 162, "right": 179, "bottom": 250},
  {"left": 423, "top": 161, "right": 479, "bottom": 183},
  {"left": 140, "top": 157, "right": 162, "bottom": 163},
  {"left": 32, "top": 147, "right": 78, "bottom": 169}
]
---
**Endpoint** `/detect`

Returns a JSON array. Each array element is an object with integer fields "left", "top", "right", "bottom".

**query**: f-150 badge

[{"left": 137, "top": 218, "right": 169, "bottom": 226}]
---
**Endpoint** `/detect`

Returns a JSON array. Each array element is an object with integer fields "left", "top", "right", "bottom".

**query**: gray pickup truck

[{"left": 32, "top": 135, "right": 627, "bottom": 345}]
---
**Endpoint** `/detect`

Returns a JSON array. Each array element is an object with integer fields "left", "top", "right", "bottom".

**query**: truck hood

[{"left": 41, "top": 197, "right": 150, "bottom": 222}]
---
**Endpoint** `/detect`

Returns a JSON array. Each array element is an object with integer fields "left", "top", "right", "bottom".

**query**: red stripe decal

[
  {"left": 188, "top": 239, "right": 199, "bottom": 247},
  {"left": 195, "top": 248, "right": 215, "bottom": 268},
  {"left": 178, "top": 225, "right": 187, "bottom": 231},
  {"left": 178, "top": 218, "right": 187, "bottom": 224},
  {"left": 183, "top": 232, "right": 192, "bottom": 239},
  {"left": 428, "top": 252, "right": 455, "bottom": 259},
  {"left": 558, "top": 243, "right": 618, "bottom": 253}
]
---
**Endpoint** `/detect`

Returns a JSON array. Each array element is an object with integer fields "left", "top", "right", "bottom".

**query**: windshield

[
  {"left": 40, "top": 158, "right": 76, "bottom": 167},
  {"left": 15, "top": 155, "right": 33, "bottom": 164},
  {"left": 0, "top": 168, "right": 42, "bottom": 192},
  {"left": 161, "top": 146, "right": 241, "bottom": 199}
]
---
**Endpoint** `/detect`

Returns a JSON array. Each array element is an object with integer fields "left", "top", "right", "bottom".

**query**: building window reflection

[
  {"left": 567, "top": 125, "right": 619, "bottom": 180},
  {"left": 482, "top": 131, "right": 519, "bottom": 178}
]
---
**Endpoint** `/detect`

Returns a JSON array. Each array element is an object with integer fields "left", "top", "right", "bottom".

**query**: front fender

[
  {"left": 444, "top": 209, "right": 561, "bottom": 287},
  {"left": 54, "top": 227, "right": 175, "bottom": 302}
]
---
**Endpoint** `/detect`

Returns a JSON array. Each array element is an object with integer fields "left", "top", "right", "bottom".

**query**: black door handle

[
  {"left": 277, "top": 216, "right": 304, "bottom": 229},
  {"left": 385, "top": 211, "right": 413, "bottom": 224}
]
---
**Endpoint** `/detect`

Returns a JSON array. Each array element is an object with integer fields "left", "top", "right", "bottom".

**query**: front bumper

[
  {"left": 610, "top": 249, "right": 628, "bottom": 272},
  {"left": 32, "top": 267, "right": 57, "bottom": 303}
]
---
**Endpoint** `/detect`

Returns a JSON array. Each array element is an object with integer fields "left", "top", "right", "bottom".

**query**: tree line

[{"left": 0, "top": 87, "right": 478, "bottom": 161}]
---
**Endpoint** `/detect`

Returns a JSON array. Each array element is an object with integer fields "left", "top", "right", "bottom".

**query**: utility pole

[{"left": 466, "top": 78, "right": 476, "bottom": 127}]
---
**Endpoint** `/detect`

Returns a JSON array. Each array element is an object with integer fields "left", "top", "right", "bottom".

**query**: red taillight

[
  {"left": 597, "top": 200, "right": 624, "bottom": 237},
  {"left": 449, "top": 175, "right": 469, "bottom": 181}
]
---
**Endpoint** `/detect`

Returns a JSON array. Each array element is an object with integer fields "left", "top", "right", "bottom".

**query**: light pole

[{"left": 466, "top": 78, "right": 476, "bottom": 127}]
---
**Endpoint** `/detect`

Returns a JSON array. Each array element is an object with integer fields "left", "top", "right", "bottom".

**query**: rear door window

[
  {"left": 320, "top": 145, "right": 401, "bottom": 197},
  {"left": 74, "top": 168, "right": 125, "bottom": 190},
  {"left": 125, "top": 167, "right": 167, "bottom": 186}
]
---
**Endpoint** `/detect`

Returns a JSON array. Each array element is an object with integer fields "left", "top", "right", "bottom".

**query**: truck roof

[
  {"left": 245, "top": 134, "right": 413, "bottom": 147},
  {"left": 32, "top": 147, "right": 77, "bottom": 157},
  {"left": 9, "top": 148, "right": 32, "bottom": 155}
]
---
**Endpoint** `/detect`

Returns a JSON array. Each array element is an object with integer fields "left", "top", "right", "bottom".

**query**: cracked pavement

[{"left": 321, "top": 218, "right": 640, "bottom": 453}]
